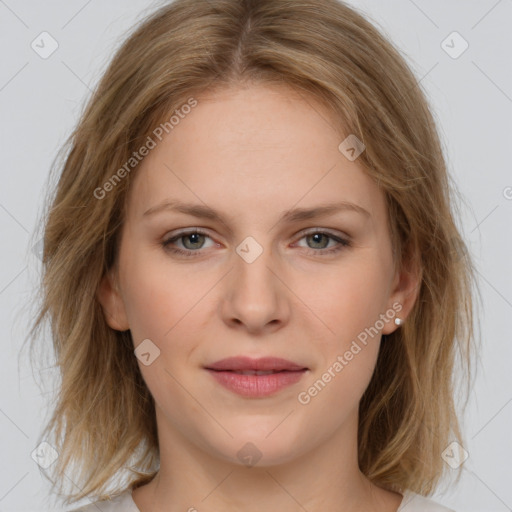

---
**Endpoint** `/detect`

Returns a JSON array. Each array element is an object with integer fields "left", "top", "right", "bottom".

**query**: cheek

[
  {"left": 295, "top": 252, "right": 392, "bottom": 408},
  {"left": 302, "top": 255, "right": 393, "bottom": 342},
  {"left": 119, "top": 245, "right": 207, "bottom": 341},
  {"left": 295, "top": 265, "right": 387, "bottom": 419},
  {"left": 118, "top": 250, "right": 210, "bottom": 415}
]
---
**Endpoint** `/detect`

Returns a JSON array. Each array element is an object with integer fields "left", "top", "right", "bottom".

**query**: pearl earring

[{"left": 394, "top": 317, "right": 402, "bottom": 326}]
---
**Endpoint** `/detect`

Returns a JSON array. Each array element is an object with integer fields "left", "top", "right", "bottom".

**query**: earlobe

[
  {"left": 382, "top": 254, "right": 421, "bottom": 335},
  {"left": 96, "top": 268, "right": 130, "bottom": 332}
]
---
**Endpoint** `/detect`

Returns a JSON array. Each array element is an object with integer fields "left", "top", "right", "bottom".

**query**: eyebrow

[{"left": 142, "top": 199, "right": 370, "bottom": 228}]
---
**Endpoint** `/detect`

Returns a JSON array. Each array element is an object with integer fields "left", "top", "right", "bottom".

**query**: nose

[{"left": 220, "top": 239, "right": 290, "bottom": 335}]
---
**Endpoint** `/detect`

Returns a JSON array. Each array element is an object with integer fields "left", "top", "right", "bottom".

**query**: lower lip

[{"left": 206, "top": 369, "right": 306, "bottom": 397}]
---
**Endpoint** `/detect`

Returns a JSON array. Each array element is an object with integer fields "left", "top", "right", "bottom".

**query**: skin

[{"left": 98, "top": 82, "right": 419, "bottom": 512}]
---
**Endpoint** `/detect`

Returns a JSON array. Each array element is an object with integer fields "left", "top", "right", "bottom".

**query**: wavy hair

[{"left": 27, "top": 0, "right": 478, "bottom": 505}]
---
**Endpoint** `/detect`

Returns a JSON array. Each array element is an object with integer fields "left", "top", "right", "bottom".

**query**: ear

[
  {"left": 381, "top": 249, "right": 421, "bottom": 335},
  {"left": 96, "top": 267, "right": 130, "bottom": 332}
]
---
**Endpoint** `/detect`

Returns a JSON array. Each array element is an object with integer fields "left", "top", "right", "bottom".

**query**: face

[{"left": 98, "top": 82, "right": 416, "bottom": 468}]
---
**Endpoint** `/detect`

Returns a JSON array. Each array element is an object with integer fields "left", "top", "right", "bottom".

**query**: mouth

[
  {"left": 219, "top": 369, "right": 298, "bottom": 375},
  {"left": 204, "top": 357, "right": 308, "bottom": 398}
]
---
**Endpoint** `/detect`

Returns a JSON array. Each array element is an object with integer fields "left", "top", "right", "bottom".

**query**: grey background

[{"left": 1, "top": 0, "right": 511, "bottom": 510}]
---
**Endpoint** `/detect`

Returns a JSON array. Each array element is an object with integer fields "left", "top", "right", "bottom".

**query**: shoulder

[
  {"left": 400, "top": 490, "right": 456, "bottom": 512},
  {"left": 67, "top": 489, "right": 139, "bottom": 512}
]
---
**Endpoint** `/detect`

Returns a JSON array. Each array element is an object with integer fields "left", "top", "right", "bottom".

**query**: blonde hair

[{"left": 28, "top": 0, "right": 478, "bottom": 505}]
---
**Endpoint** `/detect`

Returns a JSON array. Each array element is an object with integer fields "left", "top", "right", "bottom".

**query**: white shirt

[{"left": 68, "top": 487, "right": 456, "bottom": 511}]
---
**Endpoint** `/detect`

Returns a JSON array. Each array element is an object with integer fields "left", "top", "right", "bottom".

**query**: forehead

[{"left": 126, "top": 83, "right": 386, "bottom": 225}]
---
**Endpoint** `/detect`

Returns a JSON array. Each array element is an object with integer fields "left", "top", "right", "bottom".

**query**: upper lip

[{"left": 205, "top": 356, "right": 308, "bottom": 372}]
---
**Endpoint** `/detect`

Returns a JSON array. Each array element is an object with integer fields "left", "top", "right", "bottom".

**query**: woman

[{"left": 30, "top": 0, "right": 476, "bottom": 510}]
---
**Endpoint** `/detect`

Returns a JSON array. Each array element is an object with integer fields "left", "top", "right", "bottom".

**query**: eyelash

[{"left": 161, "top": 228, "right": 351, "bottom": 258}]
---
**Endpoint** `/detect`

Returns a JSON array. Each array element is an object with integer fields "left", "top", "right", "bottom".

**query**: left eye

[
  {"left": 295, "top": 231, "right": 346, "bottom": 251},
  {"left": 162, "top": 229, "right": 350, "bottom": 257}
]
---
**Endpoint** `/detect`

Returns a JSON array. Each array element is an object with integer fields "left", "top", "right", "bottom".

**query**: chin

[{"left": 202, "top": 421, "right": 310, "bottom": 468}]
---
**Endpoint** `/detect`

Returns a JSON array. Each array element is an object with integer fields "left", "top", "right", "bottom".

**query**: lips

[
  {"left": 205, "top": 356, "right": 307, "bottom": 372},
  {"left": 204, "top": 357, "right": 308, "bottom": 398}
]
